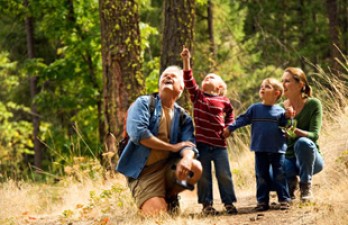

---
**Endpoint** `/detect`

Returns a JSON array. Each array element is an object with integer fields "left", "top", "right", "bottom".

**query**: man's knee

[
  {"left": 189, "top": 159, "right": 203, "bottom": 183},
  {"left": 140, "top": 197, "right": 167, "bottom": 216}
]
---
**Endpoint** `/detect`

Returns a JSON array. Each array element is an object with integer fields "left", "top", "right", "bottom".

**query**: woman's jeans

[
  {"left": 255, "top": 152, "right": 290, "bottom": 204},
  {"left": 197, "top": 142, "right": 237, "bottom": 205},
  {"left": 284, "top": 137, "right": 324, "bottom": 183}
]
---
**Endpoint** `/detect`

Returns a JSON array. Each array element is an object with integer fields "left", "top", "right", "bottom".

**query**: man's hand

[
  {"left": 140, "top": 136, "right": 196, "bottom": 153},
  {"left": 171, "top": 141, "right": 195, "bottom": 153},
  {"left": 176, "top": 157, "right": 193, "bottom": 181}
]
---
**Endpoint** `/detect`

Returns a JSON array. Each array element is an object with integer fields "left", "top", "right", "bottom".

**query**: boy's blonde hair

[
  {"left": 204, "top": 73, "right": 227, "bottom": 96},
  {"left": 263, "top": 78, "right": 284, "bottom": 100}
]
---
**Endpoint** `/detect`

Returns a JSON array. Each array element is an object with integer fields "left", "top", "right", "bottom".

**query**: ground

[
  {"left": 177, "top": 184, "right": 322, "bottom": 225},
  {"left": 2, "top": 110, "right": 348, "bottom": 225}
]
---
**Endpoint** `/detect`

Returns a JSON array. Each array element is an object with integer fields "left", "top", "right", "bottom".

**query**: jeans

[
  {"left": 255, "top": 152, "right": 290, "bottom": 204},
  {"left": 197, "top": 142, "right": 237, "bottom": 205},
  {"left": 284, "top": 137, "right": 324, "bottom": 183}
]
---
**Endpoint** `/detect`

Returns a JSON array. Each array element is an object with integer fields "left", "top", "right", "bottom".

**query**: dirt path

[{"left": 178, "top": 187, "right": 321, "bottom": 225}]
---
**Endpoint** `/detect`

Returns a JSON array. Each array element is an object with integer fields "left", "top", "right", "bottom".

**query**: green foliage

[
  {"left": 0, "top": 0, "right": 347, "bottom": 181},
  {"left": 144, "top": 57, "right": 160, "bottom": 93},
  {"left": 231, "top": 66, "right": 284, "bottom": 112},
  {"left": 139, "top": 21, "right": 160, "bottom": 93},
  {"left": 241, "top": 0, "right": 330, "bottom": 69},
  {"left": 0, "top": 52, "right": 34, "bottom": 181},
  {"left": 0, "top": 0, "right": 103, "bottom": 181}
]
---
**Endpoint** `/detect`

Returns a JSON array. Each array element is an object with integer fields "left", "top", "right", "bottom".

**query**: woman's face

[{"left": 281, "top": 71, "right": 303, "bottom": 98}]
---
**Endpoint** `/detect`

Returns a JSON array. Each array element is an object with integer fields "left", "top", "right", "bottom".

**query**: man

[{"left": 116, "top": 66, "right": 202, "bottom": 216}]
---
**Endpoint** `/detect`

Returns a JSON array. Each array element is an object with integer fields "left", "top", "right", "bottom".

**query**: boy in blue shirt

[{"left": 223, "top": 78, "right": 292, "bottom": 211}]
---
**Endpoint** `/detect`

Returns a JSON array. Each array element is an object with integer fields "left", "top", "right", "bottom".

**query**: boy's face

[
  {"left": 259, "top": 81, "right": 279, "bottom": 104},
  {"left": 201, "top": 74, "right": 222, "bottom": 93}
]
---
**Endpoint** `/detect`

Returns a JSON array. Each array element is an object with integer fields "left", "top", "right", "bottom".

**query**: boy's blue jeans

[
  {"left": 197, "top": 142, "right": 237, "bottom": 205},
  {"left": 255, "top": 152, "right": 291, "bottom": 204},
  {"left": 284, "top": 137, "right": 324, "bottom": 183}
]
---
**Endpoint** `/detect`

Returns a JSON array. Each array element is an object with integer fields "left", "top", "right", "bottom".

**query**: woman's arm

[{"left": 295, "top": 99, "right": 322, "bottom": 140}]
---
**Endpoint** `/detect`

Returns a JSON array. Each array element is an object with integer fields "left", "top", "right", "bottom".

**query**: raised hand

[{"left": 180, "top": 45, "right": 191, "bottom": 60}]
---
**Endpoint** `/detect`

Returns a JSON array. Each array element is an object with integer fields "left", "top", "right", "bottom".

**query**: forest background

[{"left": 0, "top": 0, "right": 348, "bottom": 224}]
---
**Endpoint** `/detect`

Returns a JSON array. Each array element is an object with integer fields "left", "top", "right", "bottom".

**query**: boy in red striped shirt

[{"left": 181, "top": 47, "right": 237, "bottom": 216}]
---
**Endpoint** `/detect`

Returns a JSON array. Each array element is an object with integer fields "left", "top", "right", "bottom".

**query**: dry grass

[
  {"left": 2, "top": 77, "right": 348, "bottom": 224},
  {"left": 2, "top": 110, "right": 348, "bottom": 225},
  {"left": 310, "top": 107, "right": 348, "bottom": 225}
]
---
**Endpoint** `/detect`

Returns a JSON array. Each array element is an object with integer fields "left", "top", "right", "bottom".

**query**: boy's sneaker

[
  {"left": 202, "top": 204, "right": 219, "bottom": 216},
  {"left": 225, "top": 204, "right": 238, "bottom": 215},
  {"left": 279, "top": 201, "right": 291, "bottom": 210},
  {"left": 255, "top": 202, "right": 270, "bottom": 211}
]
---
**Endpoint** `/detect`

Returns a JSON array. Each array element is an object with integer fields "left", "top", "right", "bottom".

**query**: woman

[{"left": 281, "top": 67, "right": 324, "bottom": 201}]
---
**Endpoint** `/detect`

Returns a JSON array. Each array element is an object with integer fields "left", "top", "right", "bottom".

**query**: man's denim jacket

[{"left": 116, "top": 94, "right": 197, "bottom": 179}]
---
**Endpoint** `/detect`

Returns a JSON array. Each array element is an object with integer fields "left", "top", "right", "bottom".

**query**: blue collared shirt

[{"left": 116, "top": 94, "right": 197, "bottom": 179}]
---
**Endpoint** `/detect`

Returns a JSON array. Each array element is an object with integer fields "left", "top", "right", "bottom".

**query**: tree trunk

[
  {"left": 297, "top": 0, "right": 306, "bottom": 69},
  {"left": 339, "top": 0, "right": 348, "bottom": 56},
  {"left": 99, "top": 0, "right": 143, "bottom": 168},
  {"left": 207, "top": 0, "right": 216, "bottom": 70},
  {"left": 24, "top": 0, "right": 42, "bottom": 169},
  {"left": 161, "top": 0, "right": 195, "bottom": 109},
  {"left": 326, "top": 0, "right": 341, "bottom": 75}
]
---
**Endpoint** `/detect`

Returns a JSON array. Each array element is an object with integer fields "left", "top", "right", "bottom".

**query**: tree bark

[
  {"left": 161, "top": 0, "right": 195, "bottom": 73},
  {"left": 326, "top": 0, "right": 341, "bottom": 75},
  {"left": 207, "top": 0, "right": 216, "bottom": 69},
  {"left": 297, "top": 0, "right": 306, "bottom": 69},
  {"left": 99, "top": 0, "right": 143, "bottom": 167},
  {"left": 161, "top": 0, "right": 195, "bottom": 109},
  {"left": 24, "top": 0, "right": 42, "bottom": 169},
  {"left": 339, "top": 0, "right": 348, "bottom": 56}
]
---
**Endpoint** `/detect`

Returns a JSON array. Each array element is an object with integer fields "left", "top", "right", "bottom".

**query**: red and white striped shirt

[{"left": 184, "top": 70, "right": 234, "bottom": 147}]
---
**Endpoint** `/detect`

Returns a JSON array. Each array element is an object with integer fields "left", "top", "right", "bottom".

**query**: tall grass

[
  {"left": 308, "top": 58, "right": 348, "bottom": 225},
  {"left": 1, "top": 59, "right": 348, "bottom": 224}
]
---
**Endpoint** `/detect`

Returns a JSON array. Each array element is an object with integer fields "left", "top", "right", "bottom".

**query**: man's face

[{"left": 159, "top": 70, "right": 183, "bottom": 96}]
